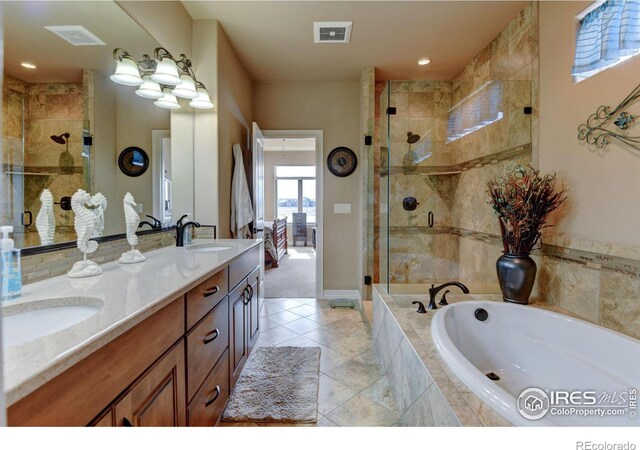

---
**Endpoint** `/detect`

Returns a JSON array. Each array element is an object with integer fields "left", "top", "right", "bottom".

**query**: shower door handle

[
  {"left": 22, "top": 210, "right": 33, "bottom": 227},
  {"left": 428, "top": 211, "right": 434, "bottom": 228}
]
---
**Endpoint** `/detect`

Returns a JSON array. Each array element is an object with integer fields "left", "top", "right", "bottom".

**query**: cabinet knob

[
  {"left": 203, "top": 328, "right": 220, "bottom": 344},
  {"left": 203, "top": 286, "right": 219, "bottom": 297},
  {"left": 205, "top": 386, "right": 221, "bottom": 407}
]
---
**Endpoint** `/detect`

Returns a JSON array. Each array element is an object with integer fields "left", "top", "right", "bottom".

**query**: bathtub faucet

[{"left": 428, "top": 282, "right": 469, "bottom": 310}]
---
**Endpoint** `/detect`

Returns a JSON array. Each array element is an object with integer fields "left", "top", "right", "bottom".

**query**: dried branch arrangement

[{"left": 487, "top": 166, "right": 567, "bottom": 255}]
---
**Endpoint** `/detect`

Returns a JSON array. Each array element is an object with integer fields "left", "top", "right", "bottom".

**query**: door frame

[
  {"left": 262, "top": 129, "right": 324, "bottom": 300},
  {"left": 151, "top": 130, "right": 170, "bottom": 223}
]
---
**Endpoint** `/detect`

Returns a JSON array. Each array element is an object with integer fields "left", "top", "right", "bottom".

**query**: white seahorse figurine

[
  {"left": 90, "top": 192, "right": 108, "bottom": 238},
  {"left": 35, "top": 189, "right": 55, "bottom": 246},
  {"left": 67, "top": 189, "right": 102, "bottom": 278},
  {"left": 119, "top": 192, "right": 145, "bottom": 264}
]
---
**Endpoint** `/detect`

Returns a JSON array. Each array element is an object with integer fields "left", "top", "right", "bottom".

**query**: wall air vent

[
  {"left": 44, "top": 25, "right": 106, "bottom": 46},
  {"left": 313, "top": 22, "right": 353, "bottom": 44}
]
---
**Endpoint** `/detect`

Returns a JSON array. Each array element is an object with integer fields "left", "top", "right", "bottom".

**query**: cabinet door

[
  {"left": 248, "top": 276, "right": 259, "bottom": 351},
  {"left": 90, "top": 409, "right": 114, "bottom": 427},
  {"left": 114, "top": 342, "right": 186, "bottom": 427},
  {"left": 229, "top": 283, "right": 248, "bottom": 388}
]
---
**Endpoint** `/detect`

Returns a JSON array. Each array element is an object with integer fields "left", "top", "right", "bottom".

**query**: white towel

[{"left": 230, "top": 143, "right": 255, "bottom": 238}]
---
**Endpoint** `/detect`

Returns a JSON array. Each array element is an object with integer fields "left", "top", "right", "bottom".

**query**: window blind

[{"left": 572, "top": 0, "right": 640, "bottom": 79}]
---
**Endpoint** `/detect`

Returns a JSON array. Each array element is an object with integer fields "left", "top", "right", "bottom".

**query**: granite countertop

[
  {"left": 1, "top": 239, "right": 261, "bottom": 406},
  {"left": 374, "top": 286, "right": 574, "bottom": 426}
]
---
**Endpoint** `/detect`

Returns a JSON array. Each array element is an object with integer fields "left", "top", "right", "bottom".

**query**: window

[
  {"left": 572, "top": 0, "right": 640, "bottom": 81},
  {"left": 275, "top": 166, "right": 316, "bottom": 224}
]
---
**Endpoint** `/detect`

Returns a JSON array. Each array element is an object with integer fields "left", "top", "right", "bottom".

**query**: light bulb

[
  {"left": 172, "top": 74, "right": 198, "bottom": 99},
  {"left": 110, "top": 56, "right": 143, "bottom": 86},
  {"left": 154, "top": 88, "right": 181, "bottom": 110},
  {"left": 151, "top": 57, "right": 182, "bottom": 86},
  {"left": 189, "top": 86, "right": 214, "bottom": 109},
  {"left": 135, "top": 75, "right": 163, "bottom": 99}
]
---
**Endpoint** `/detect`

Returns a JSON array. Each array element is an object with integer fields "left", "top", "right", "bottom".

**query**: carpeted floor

[{"left": 264, "top": 247, "right": 316, "bottom": 298}]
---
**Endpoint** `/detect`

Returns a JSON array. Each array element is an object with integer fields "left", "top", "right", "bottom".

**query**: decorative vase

[{"left": 496, "top": 253, "right": 537, "bottom": 305}]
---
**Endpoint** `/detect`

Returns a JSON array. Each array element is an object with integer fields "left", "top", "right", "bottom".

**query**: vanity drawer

[
  {"left": 186, "top": 298, "right": 229, "bottom": 401},
  {"left": 188, "top": 349, "right": 229, "bottom": 426},
  {"left": 229, "top": 245, "right": 260, "bottom": 290},
  {"left": 186, "top": 267, "right": 228, "bottom": 330}
]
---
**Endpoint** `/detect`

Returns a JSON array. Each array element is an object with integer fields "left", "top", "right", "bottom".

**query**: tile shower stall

[
  {"left": 1, "top": 72, "right": 93, "bottom": 248},
  {"left": 374, "top": 76, "right": 532, "bottom": 293}
]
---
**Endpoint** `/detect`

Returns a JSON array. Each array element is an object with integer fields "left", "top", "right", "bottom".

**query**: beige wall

[
  {"left": 253, "top": 81, "right": 362, "bottom": 292},
  {"left": 114, "top": 84, "right": 170, "bottom": 227},
  {"left": 264, "top": 150, "right": 316, "bottom": 222},
  {"left": 216, "top": 26, "right": 253, "bottom": 238},
  {"left": 539, "top": 1, "right": 640, "bottom": 247},
  {"left": 92, "top": 73, "right": 117, "bottom": 236},
  {"left": 91, "top": 73, "right": 170, "bottom": 236}
]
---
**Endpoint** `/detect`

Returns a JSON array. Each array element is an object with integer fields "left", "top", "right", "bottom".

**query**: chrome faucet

[
  {"left": 175, "top": 214, "right": 200, "bottom": 247},
  {"left": 138, "top": 215, "right": 163, "bottom": 230},
  {"left": 428, "top": 281, "right": 469, "bottom": 310}
]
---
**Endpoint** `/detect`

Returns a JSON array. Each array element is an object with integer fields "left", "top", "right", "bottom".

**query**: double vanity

[{"left": 2, "top": 239, "right": 262, "bottom": 426}]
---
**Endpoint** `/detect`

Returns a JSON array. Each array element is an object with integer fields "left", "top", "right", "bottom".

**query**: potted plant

[{"left": 487, "top": 166, "right": 567, "bottom": 304}]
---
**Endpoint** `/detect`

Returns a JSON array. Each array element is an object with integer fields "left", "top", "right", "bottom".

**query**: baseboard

[{"left": 322, "top": 290, "right": 362, "bottom": 300}]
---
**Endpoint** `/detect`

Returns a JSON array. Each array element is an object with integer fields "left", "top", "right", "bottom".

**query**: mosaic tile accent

[{"left": 21, "top": 230, "right": 176, "bottom": 284}]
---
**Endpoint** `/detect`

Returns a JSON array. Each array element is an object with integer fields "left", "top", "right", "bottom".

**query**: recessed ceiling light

[
  {"left": 418, "top": 58, "right": 431, "bottom": 66},
  {"left": 21, "top": 62, "right": 37, "bottom": 69}
]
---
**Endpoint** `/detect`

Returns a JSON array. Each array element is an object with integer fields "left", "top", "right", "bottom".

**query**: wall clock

[
  {"left": 327, "top": 147, "right": 357, "bottom": 177},
  {"left": 118, "top": 147, "right": 149, "bottom": 177}
]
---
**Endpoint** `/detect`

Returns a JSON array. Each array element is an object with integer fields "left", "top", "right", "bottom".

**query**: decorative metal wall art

[{"left": 578, "top": 82, "right": 640, "bottom": 150}]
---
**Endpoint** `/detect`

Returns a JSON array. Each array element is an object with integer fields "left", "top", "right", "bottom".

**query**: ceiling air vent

[
  {"left": 313, "top": 22, "right": 353, "bottom": 44},
  {"left": 44, "top": 25, "right": 106, "bottom": 46}
]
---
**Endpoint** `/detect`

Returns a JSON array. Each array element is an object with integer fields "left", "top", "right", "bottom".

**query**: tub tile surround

[{"left": 373, "top": 286, "right": 513, "bottom": 427}]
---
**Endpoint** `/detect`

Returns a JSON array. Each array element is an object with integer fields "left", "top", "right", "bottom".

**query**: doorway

[{"left": 260, "top": 130, "right": 323, "bottom": 299}]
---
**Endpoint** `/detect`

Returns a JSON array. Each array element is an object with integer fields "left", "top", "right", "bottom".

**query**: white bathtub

[{"left": 431, "top": 300, "right": 640, "bottom": 426}]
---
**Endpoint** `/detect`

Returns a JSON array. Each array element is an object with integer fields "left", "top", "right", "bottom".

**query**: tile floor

[{"left": 221, "top": 297, "right": 399, "bottom": 427}]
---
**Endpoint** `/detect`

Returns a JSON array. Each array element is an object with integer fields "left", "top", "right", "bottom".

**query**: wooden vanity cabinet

[
  {"left": 8, "top": 245, "right": 261, "bottom": 427},
  {"left": 114, "top": 342, "right": 186, "bottom": 427}
]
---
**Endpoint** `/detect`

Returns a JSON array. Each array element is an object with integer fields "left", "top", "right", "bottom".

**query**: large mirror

[{"left": 1, "top": 1, "right": 193, "bottom": 249}]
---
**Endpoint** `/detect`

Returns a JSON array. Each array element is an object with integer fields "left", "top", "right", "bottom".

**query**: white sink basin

[
  {"left": 2, "top": 297, "right": 102, "bottom": 347},
  {"left": 187, "top": 243, "right": 232, "bottom": 252}
]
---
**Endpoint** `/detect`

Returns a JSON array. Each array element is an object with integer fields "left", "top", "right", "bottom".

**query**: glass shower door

[
  {"left": 383, "top": 78, "right": 532, "bottom": 296},
  {"left": 1, "top": 86, "right": 26, "bottom": 248}
]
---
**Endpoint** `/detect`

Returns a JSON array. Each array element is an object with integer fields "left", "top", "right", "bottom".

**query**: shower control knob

[{"left": 403, "top": 197, "right": 420, "bottom": 211}]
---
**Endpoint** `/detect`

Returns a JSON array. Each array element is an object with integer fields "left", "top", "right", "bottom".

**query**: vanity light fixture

[
  {"left": 418, "top": 58, "right": 431, "bottom": 66},
  {"left": 21, "top": 62, "right": 37, "bottom": 69},
  {"left": 110, "top": 47, "right": 214, "bottom": 110}
]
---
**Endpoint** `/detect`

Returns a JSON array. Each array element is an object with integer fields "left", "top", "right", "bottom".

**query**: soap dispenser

[{"left": 1, "top": 226, "right": 22, "bottom": 301}]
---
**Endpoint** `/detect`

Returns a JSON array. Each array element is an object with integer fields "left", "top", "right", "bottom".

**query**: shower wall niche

[
  {"left": 374, "top": 18, "right": 536, "bottom": 294},
  {"left": 2, "top": 73, "right": 90, "bottom": 247}
]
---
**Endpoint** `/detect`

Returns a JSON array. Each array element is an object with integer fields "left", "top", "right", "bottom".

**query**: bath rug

[{"left": 222, "top": 346, "right": 321, "bottom": 424}]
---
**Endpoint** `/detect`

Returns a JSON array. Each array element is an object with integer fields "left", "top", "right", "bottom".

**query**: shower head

[
  {"left": 50, "top": 133, "right": 70, "bottom": 145},
  {"left": 406, "top": 131, "right": 420, "bottom": 144}
]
